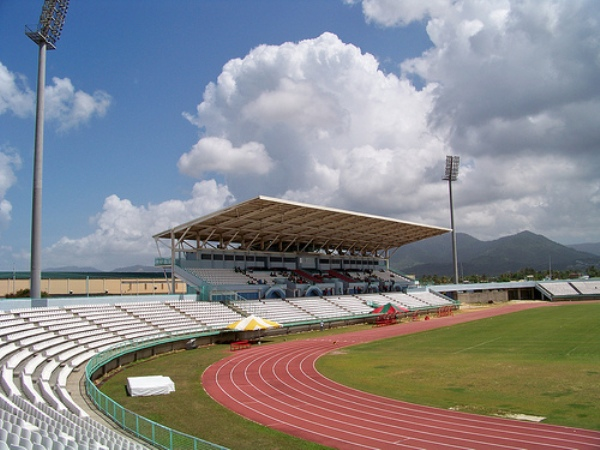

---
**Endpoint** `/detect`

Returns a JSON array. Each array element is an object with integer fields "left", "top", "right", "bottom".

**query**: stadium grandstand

[
  {"left": 0, "top": 196, "right": 598, "bottom": 448},
  {"left": 152, "top": 195, "right": 451, "bottom": 300}
]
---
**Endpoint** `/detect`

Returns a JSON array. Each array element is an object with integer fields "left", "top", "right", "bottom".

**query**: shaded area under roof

[{"left": 153, "top": 196, "right": 450, "bottom": 256}]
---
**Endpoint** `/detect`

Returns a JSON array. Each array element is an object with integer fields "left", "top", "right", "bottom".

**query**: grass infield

[
  {"left": 100, "top": 303, "right": 600, "bottom": 449},
  {"left": 318, "top": 303, "right": 600, "bottom": 430}
]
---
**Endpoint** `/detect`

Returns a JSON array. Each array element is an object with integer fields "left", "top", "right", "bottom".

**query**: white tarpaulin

[{"left": 127, "top": 376, "right": 175, "bottom": 397}]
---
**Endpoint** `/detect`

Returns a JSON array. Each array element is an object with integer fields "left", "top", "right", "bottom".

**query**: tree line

[{"left": 419, "top": 266, "right": 600, "bottom": 285}]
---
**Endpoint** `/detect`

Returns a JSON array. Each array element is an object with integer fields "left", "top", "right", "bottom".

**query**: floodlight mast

[
  {"left": 443, "top": 155, "right": 460, "bottom": 284},
  {"left": 25, "top": 0, "right": 69, "bottom": 300}
]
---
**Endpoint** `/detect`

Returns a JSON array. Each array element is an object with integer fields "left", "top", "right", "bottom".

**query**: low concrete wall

[{"left": 456, "top": 289, "right": 509, "bottom": 304}]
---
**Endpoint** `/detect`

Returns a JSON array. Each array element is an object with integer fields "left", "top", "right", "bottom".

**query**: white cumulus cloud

[
  {"left": 0, "top": 147, "right": 22, "bottom": 230},
  {"left": 392, "top": 0, "right": 600, "bottom": 242},
  {"left": 45, "top": 77, "right": 111, "bottom": 132},
  {"left": 44, "top": 180, "right": 235, "bottom": 270},
  {"left": 0, "top": 62, "right": 35, "bottom": 117},
  {"left": 178, "top": 136, "right": 274, "bottom": 177},
  {"left": 0, "top": 61, "right": 111, "bottom": 131},
  {"left": 348, "top": 0, "right": 451, "bottom": 27},
  {"left": 23, "top": 0, "right": 600, "bottom": 270},
  {"left": 185, "top": 32, "right": 447, "bottom": 217}
]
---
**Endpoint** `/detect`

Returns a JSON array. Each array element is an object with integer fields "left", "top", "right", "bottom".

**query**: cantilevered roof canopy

[{"left": 153, "top": 196, "right": 449, "bottom": 256}]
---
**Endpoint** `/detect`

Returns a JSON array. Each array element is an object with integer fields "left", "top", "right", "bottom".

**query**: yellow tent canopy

[{"left": 227, "top": 315, "right": 282, "bottom": 331}]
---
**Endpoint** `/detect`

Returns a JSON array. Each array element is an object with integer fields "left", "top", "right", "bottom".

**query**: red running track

[{"left": 203, "top": 303, "right": 600, "bottom": 449}]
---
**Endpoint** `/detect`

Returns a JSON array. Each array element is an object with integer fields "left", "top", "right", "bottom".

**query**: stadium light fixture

[
  {"left": 25, "top": 0, "right": 70, "bottom": 300},
  {"left": 443, "top": 155, "right": 460, "bottom": 284}
]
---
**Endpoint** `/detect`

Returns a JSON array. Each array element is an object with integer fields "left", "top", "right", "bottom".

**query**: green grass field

[
  {"left": 101, "top": 303, "right": 600, "bottom": 449},
  {"left": 318, "top": 303, "right": 600, "bottom": 430}
]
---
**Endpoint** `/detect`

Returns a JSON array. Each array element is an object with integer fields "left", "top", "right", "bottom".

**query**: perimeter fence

[{"left": 84, "top": 334, "right": 228, "bottom": 450}]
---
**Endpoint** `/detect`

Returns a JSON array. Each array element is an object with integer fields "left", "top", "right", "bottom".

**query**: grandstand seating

[
  {"left": 0, "top": 307, "right": 151, "bottom": 449},
  {"left": 352, "top": 291, "right": 454, "bottom": 311},
  {"left": 286, "top": 298, "right": 350, "bottom": 319},
  {"left": 166, "top": 300, "right": 244, "bottom": 329},
  {"left": 185, "top": 268, "right": 251, "bottom": 285},
  {"left": 568, "top": 281, "right": 600, "bottom": 295},
  {"left": 245, "top": 270, "right": 286, "bottom": 285},
  {"left": 538, "top": 282, "right": 580, "bottom": 297},
  {"left": 232, "top": 299, "right": 314, "bottom": 323},
  {"left": 0, "top": 290, "right": 456, "bottom": 447},
  {"left": 327, "top": 270, "right": 355, "bottom": 283},
  {"left": 326, "top": 296, "right": 373, "bottom": 315},
  {"left": 407, "top": 291, "right": 455, "bottom": 307},
  {"left": 118, "top": 302, "right": 209, "bottom": 335}
]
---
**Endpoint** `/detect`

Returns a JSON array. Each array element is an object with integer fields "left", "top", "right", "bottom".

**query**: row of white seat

[
  {"left": 287, "top": 298, "right": 352, "bottom": 319},
  {"left": 409, "top": 291, "right": 454, "bottom": 306},
  {"left": 232, "top": 300, "right": 314, "bottom": 323},
  {"left": 543, "top": 280, "right": 600, "bottom": 297},
  {"left": 0, "top": 293, "right": 452, "bottom": 448},
  {"left": 0, "top": 331, "right": 149, "bottom": 449},
  {"left": 0, "top": 388, "right": 146, "bottom": 449},
  {"left": 326, "top": 297, "right": 374, "bottom": 314},
  {"left": 571, "top": 281, "right": 600, "bottom": 295}
]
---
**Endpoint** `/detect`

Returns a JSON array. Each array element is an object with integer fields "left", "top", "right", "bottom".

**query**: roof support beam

[
  {"left": 300, "top": 239, "right": 314, "bottom": 253},
  {"left": 282, "top": 237, "right": 297, "bottom": 253},
  {"left": 201, "top": 229, "right": 216, "bottom": 249}
]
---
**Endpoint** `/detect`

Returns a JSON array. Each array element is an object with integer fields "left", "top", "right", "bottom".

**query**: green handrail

[{"left": 84, "top": 333, "right": 228, "bottom": 450}]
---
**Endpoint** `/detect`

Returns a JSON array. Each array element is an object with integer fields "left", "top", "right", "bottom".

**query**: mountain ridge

[{"left": 391, "top": 230, "right": 600, "bottom": 277}]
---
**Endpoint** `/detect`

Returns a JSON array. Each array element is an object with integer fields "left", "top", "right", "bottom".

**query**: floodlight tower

[
  {"left": 25, "top": 0, "right": 70, "bottom": 300},
  {"left": 443, "top": 155, "right": 460, "bottom": 284}
]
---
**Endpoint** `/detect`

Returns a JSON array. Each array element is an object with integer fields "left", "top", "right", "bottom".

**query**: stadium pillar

[
  {"left": 26, "top": 0, "right": 70, "bottom": 300},
  {"left": 29, "top": 41, "right": 47, "bottom": 300},
  {"left": 171, "top": 230, "right": 176, "bottom": 294},
  {"left": 448, "top": 177, "right": 459, "bottom": 284}
]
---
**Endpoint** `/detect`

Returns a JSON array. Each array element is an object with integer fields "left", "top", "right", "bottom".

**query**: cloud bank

[
  {"left": 182, "top": 32, "right": 444, "bottom": 216},
  {"left": 179, "top": 0, "right": 600, "bottom": 245},
  {"left": 45, "top": 77, "right": 112, "bottom": 132},
  {"left": 44, "top": 180, "right": 235, "bottom": 270},
  {"left": 0, "top": 62, "right": 111, "bottom": 131},
  {"left": 0, "top": 147, "right": 21, "bottom": 230},
  {"left": 0, "top": 61, "right": 112, "bottom": 262},
  {"left": 32, "top": 0, "right": 600, "bottom": 269},
  {"left": 0, "top": 62, "right": 34, "bottom": 118}
]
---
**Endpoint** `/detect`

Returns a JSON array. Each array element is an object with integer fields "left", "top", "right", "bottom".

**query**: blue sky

[{"left": 1, "top": 0, "right": 599, "bottom": 270}]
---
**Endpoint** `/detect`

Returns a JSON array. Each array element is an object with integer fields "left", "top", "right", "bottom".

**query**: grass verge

[{"left": 100, "top": 326, "right": 367, "bottom": 449}]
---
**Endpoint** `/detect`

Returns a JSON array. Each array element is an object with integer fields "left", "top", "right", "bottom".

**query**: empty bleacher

[
  {"left": 166, "top": 300, "right": 244, "bottom": 329},
  {"left": 232, "top": 299, "right": 314, "bottom": 323},
  {"left": 286, "top": 297, "right": 351, "bottom": 319},
  {"left": 538, "top": 282, "right": 580, "bottom": 297},
  {"left": 405, "top": 291, "right": 455, "bottom": 307},
  {"left": 0, "top": 289, "right": 459, "bottom": 447},
  {"left": 185, "top": 268, "right": 251, "bottom": 285},
  {"left": 118, "top": 301, "right": 209, "bottom": 335},
  {"left": 570, "top": 280, "right": 600, "bottom": 295},
  {"left": 327, "top": 296, "right": 373, "bottom": 315},
  {"left": 0, "top": 306, "right": 151, "bottom": 449}
]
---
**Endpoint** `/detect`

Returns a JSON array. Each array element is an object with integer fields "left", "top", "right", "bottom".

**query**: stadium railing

[{"left": 84, "top": 334, "right": 228, "bottom": 450}]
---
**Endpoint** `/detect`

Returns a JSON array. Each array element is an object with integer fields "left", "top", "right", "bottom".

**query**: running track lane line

[{"left": 203, "top": 303, "right": 600, "bottom": 449}]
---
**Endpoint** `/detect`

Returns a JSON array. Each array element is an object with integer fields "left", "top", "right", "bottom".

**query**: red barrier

[
  {"left": 230, "top": 340, "right": 251, "bottom": 351},
  {"left": 374, "top": 314, "right": 397, "bottom": 327},
  {"left": 437, "top": 306, "right": 454, "bottom": 318}
]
